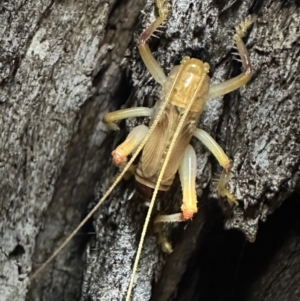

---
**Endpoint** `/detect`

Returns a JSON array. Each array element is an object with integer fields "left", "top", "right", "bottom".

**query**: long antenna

[
  {"left": 125, "top": 67, "right": 208, "bottom": 301},
  {"left": 30, "top": 74, "right": 173, "bottom": 282}
]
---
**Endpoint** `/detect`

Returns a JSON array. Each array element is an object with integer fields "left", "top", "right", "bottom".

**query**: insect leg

[
  {"left": 193, "top": 129, "right": 231, "bottom": 171},
  {"left": 112, "top": 124, "right": 149, "bottom": 166},
  {"left": 193, "top": 129, "right": 238, "bottom": 206},
  {"left": 102, "top": 107, "right": 153, "bottom": 130},
  {"left": 154, "top": 144, "right": 198, "bottom": 223},
  {"left": 208, "top": 16, "right": 255, "bottom": 99},
  {"left": 138, "top": 0, "right": 168, "bottom": 85},
  {"left": 154, "top": 223, "right": 173, "bottom": 253},
  {"left": 103, "top": 107, "right": 151, "bottom": 165},
  {"left": 179, "top": 145, "right": 198, "bottom": 219},
  {"left": 153, "top": 145, "right": 197, "bottom": 252}
]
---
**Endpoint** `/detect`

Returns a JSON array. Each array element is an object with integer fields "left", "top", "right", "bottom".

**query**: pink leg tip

[
  {"left": 112, "top": 149, "right": 127, "bottom": 166},
  {"left": 182, "top": 210, "right": 196, "bottom": 220}
]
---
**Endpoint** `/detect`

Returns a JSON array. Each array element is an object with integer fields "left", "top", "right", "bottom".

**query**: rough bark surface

[
  {"left": 0, "top": 0, "right": 144, "bottom": 300},
  {"left": 0, "top": 0, "right": 299, "bottom": 301}
]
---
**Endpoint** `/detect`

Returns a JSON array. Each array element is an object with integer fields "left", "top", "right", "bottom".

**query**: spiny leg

[
  {"left": 102, "top": 107, "right": 153, "bottom": 130},
  {"left": 193, "top": 129, "right": 237, "bottom": 206},
  {"left": 208, "top": 16, "right": 255, "bottom": 99},
  {"left": 138, "top": 0, "right": 168, "bottom": 85}
]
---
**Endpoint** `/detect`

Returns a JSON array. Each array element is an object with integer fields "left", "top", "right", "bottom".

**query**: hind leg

[
  {"left": 193, "top": 129, "right": 237, "bottom": 206},
  {"left": 208, "top": 16, "right": 255, "bottom": 99},
  {"left": 154, "top": 145, "right": 198, "bottom": 251},
  {"left": 155, "top": 144, "right": 198, "bottom": 223}
]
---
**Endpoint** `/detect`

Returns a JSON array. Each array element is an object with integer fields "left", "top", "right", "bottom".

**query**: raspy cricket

[{"left": 29, "top": 0, "right": 255, "bottom": 299}]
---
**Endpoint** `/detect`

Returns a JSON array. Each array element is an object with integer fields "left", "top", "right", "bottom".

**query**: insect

[{"left": 30, "top": 0, "right": 255, "bottom": 300}]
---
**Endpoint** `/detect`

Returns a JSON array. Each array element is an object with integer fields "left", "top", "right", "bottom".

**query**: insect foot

[
  {"left": 154, "top": 222, "right": 173, "bottom": 254},
  {"left": 215, "top": 170, "right": 238, "bottom": 207}
]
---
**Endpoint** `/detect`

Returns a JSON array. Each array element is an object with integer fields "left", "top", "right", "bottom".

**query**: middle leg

[{"left": 102, "top": 107, "right": 153, "bottom": 130}]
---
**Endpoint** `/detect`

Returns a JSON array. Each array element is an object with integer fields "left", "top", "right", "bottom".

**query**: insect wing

[
  {"left": 140, "top": 110, "right": 169, "bottom": 178},
  {"left": 163, "top": 122, "right": 192, "bottom": 181},
  {"left": 141, "top": 105, "right": 193, "bottom": 182}
]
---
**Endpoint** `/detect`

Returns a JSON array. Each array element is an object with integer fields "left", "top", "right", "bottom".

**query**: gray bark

[
  {"left": 0, "top": 0, "right": 299, "bottom": 301},
  {"left": 0, "top": 0, "right": 145, "bottom": 300}
]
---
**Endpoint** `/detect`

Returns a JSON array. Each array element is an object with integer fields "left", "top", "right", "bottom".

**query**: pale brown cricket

[{"left": 30, "top": 0, "right": 255, "bottom": 299}]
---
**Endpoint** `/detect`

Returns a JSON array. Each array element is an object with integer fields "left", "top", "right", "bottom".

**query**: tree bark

[{"left": 0, "top": 0, "right": 299, "bottom": 301}]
